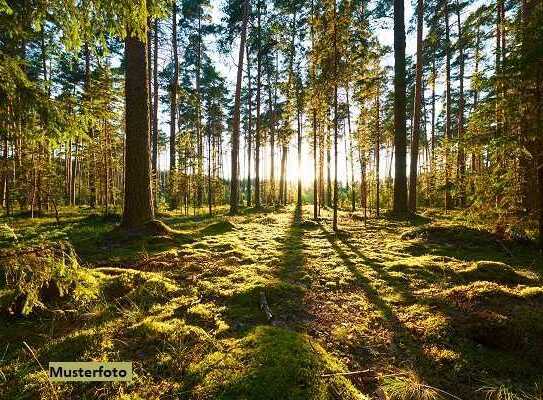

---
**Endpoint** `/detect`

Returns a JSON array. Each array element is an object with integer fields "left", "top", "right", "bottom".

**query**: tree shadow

[{"left": 316, "top": 221, "right": 463, "bottom": 395}]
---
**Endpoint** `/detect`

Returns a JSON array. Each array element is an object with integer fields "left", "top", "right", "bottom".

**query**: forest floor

[{"left": 1, "top": 205, "right": 543, "bottom": 400}]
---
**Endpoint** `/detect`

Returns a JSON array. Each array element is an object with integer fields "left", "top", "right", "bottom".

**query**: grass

[{"left": 0, "top": 205, "right": 542, "bottom": 399}]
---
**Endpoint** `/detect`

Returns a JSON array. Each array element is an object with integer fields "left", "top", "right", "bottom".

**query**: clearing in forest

[{"left": 1, "top": 206, "right": 542, "bottom": 399}]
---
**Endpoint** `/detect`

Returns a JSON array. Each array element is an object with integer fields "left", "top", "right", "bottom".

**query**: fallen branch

[
  {"left": 259, "top": 290, "right": 273, "bottom": 321},
  {"left": 321, "top": 368, "right": 372, "bottom": 377}
]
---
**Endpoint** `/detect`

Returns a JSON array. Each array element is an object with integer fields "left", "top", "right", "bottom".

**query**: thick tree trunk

[
  {"left": 229, "top": 0, "right": 248, "bottom": 214},
  {"left": 408, "top": 0, "right": 423, "bottom": 212},
  {"left": 393, "top": 0, "right": 408, "bottom": 214},
  {"left": 121, "top": 33, "right": 154, "bottom": 228}
]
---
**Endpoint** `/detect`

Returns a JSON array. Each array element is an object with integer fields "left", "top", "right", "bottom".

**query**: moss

[
  {"left": 185, "top": 326, "right": 368, "bottom": 400},
  {"left": 457, "top": 261, "right": 532, "bottom": 285}
]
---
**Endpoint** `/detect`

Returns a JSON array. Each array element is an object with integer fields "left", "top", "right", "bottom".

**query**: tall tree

[
  {"left": 121, "top": 28, "right": 155, "bottom": 228},
  {"left": 392, "top": 0, "right": 408, "bottom": 213},
  {"left": 170, "top": 0, "right": 179, "bottom": 209},
  {"left": 408, "top": 0, "right": 424, "bottom": 211},
  {"left": 229, "top": 0, "right": 249, "bottom": 214}
]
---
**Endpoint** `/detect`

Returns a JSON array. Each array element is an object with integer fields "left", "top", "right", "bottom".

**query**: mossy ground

[{"left": 1, "top": 206, "right": 542, "bottom": 399}]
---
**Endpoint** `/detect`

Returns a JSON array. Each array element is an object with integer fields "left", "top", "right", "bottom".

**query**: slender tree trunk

[
  {"left": 255, "top": 0, "right": 261, "bottom": 208},
  {"left": 297, "top": 106, "right": 302, "bottom": 211},
  {"left": 444, "top": 0, "right": 452, "bottom": 211},
  {"left": 408, "top": 0, "right": 423, "bottom": 212},
  {"left": 332, "top": 0, "right": 339, "bottom": 231},
  {"left": 346, "top": 89, "right": 355, "bottom": 212},
  {"left": 430, "top": 55, "right": 436, "bottom": 204},
  {"left": 208, "top": 123, "right": 212, "bottom": 215},
  {"left": 152, "top": 18, "right": 159, "bottom": 207},
  {"left": 279, "top": 144, "right": 287, "bottom": 204},
  {"left": 393, "top": 0, "right": 408, "bottom": 213},
  {"left": 456, "top": 0, "right": 466, "bottom": 207},
  {"left": 266, "top": 75, "right": 276, "bottom": 204},
  {"left": 376, "top": 86, "right": 381, "bottom": 218},
  {"left": 246, "top": 43, "right": 252, "bottom": 207},
  {"left": 170, "top": 1, "right": 179, "bottom": 210},
  {"left": 196, "top": 9, "right": 203, "bottom": 208},
  {"left": 229, "top": 0, "right": 249, "bottom": 214},
  {"left": 327, "top": 120, "right": 332, "bottom": 208},
  {"left": 84, "top": 43, "right": 96, "bottom": 208},
  {"left": 121, "top": 31, "right": 154, "bottom": 228}
]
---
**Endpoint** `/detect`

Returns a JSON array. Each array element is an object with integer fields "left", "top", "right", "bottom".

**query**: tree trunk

[
  {"left": 229, "top": 0, "right": 249, "bottom": 214},
  {"left": 170, "top": 1, "right": 179, "bottom": 210},
  {"left": 408, "top": 0, "right": 424, "bottom": 212},
  {"left": 392, "top": 0, "right": 408, "bottom": 214},
  {"left": 346, "top": 88, "right": 355, "bottom": 212},
  {"left": 152, "top": 18, "right": 159, "bottom": 207},
  {"left": 255, "top": 0, "right": 262, "bottom": 208},
  {"left": 332, "top": 0, "right": 339, "bottom": 231},
  {"left": 121, "top": 32, "right": 155, "bottom": 228},
  {"left": 456, "top": 0, "right": 465, "bottom": 207},
  {"left": 444, "top": 0, "right": 452, "bottom": 211},
  {"left": 246, "top": 43, "right": 252, "bottom": 207},
  {"left": 376, "top": 86, "right": 381, "bottom": 218},
  {"left": 196, "top": 9, "right": 204, "bottom": 208}
]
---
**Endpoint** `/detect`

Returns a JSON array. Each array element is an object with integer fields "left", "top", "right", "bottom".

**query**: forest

[{"left": 0, "top": 0, "right": 542, "bottom": 398}]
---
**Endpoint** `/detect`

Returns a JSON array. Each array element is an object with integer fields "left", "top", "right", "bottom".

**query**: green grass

[{"left": 0, "top": 205, "right": 542, "bottom": 399}]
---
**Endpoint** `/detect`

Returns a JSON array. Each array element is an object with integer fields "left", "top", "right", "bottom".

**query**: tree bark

[
  {"left": 408, "top": 0, "right": 424, "bottom": 212},
  {"left": 121, "top": 32, "right": 154, "bottom": 228},
  {"left": 444, "top": 0, "right": 452, "bottom": 210},
  {"left": 170, "top": 1, "right": 179, "bottom": 210},
  {"left": 456, "top": 0, "right": 465, "bottom": 207},
  {"left": 152, "top": 18, "right": 159, "bottom": 206},
  {"left": 332, "top": 0, "right": 339, "bottom": 231},
  {"left": 229, "top": 0, "right": 249, "bottom": 214},
  {"left": 246, "top": 43, "right": 252, "bottom": 207},
  {"left": 255, "top": 0, "right": 262, "bottom": 208},
  {"left": 393, "top": 0, "right": 408, "bottom": 213}
]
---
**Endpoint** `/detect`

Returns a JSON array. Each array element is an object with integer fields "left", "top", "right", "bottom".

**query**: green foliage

[{"left": 0, "top": 241, "right": 102, "bottom": 314}]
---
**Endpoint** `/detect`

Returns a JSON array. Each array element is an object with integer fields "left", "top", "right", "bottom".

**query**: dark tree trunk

[
  {"left": 170, "top": 1, "right": 179, "bottom": 209},
  {"left": 347, "top": 89, "right": 355, "bottom": 212},
  {"left": 246, "top": 43, "right": 252, "bottom": 207},
  {"left": 456, "top": 0, "right": 465, "bottom": 207},
  {"left": 229, "top": 0, "right": 249, "bottom": 214},
  {"left": 121, "top": 33, "right": 154, "bottom": 228},
  {"left": 444, "top": 0, "right": 452, "bottom": 210},
  {"left": 393, "top": 0, "right": 408, "bottom": 214},
  {"left": 408, "top": 0, "right": 424, "bottom": 212},
  {"left": 152, "top": 19, "right": 159, "bottom": 206},
  {"left": 255, "top": 0, "right": 261, "bottom": 208},
  {"left": 376, "top": 87, "right": 381, "bottom": 218},
  {"left": 332, "top": 0, "right": 338, "bottom": 231}
]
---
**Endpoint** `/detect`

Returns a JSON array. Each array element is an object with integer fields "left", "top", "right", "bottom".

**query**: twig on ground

[
  {"left": 321, "top": 368, "right": 372, "bottom": 377},
  {"left": 259, "top": 290, "right": 273, "bottom": 322},
  {"left": 23, "top": 341, "right": 58, "bottom": 400}
]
